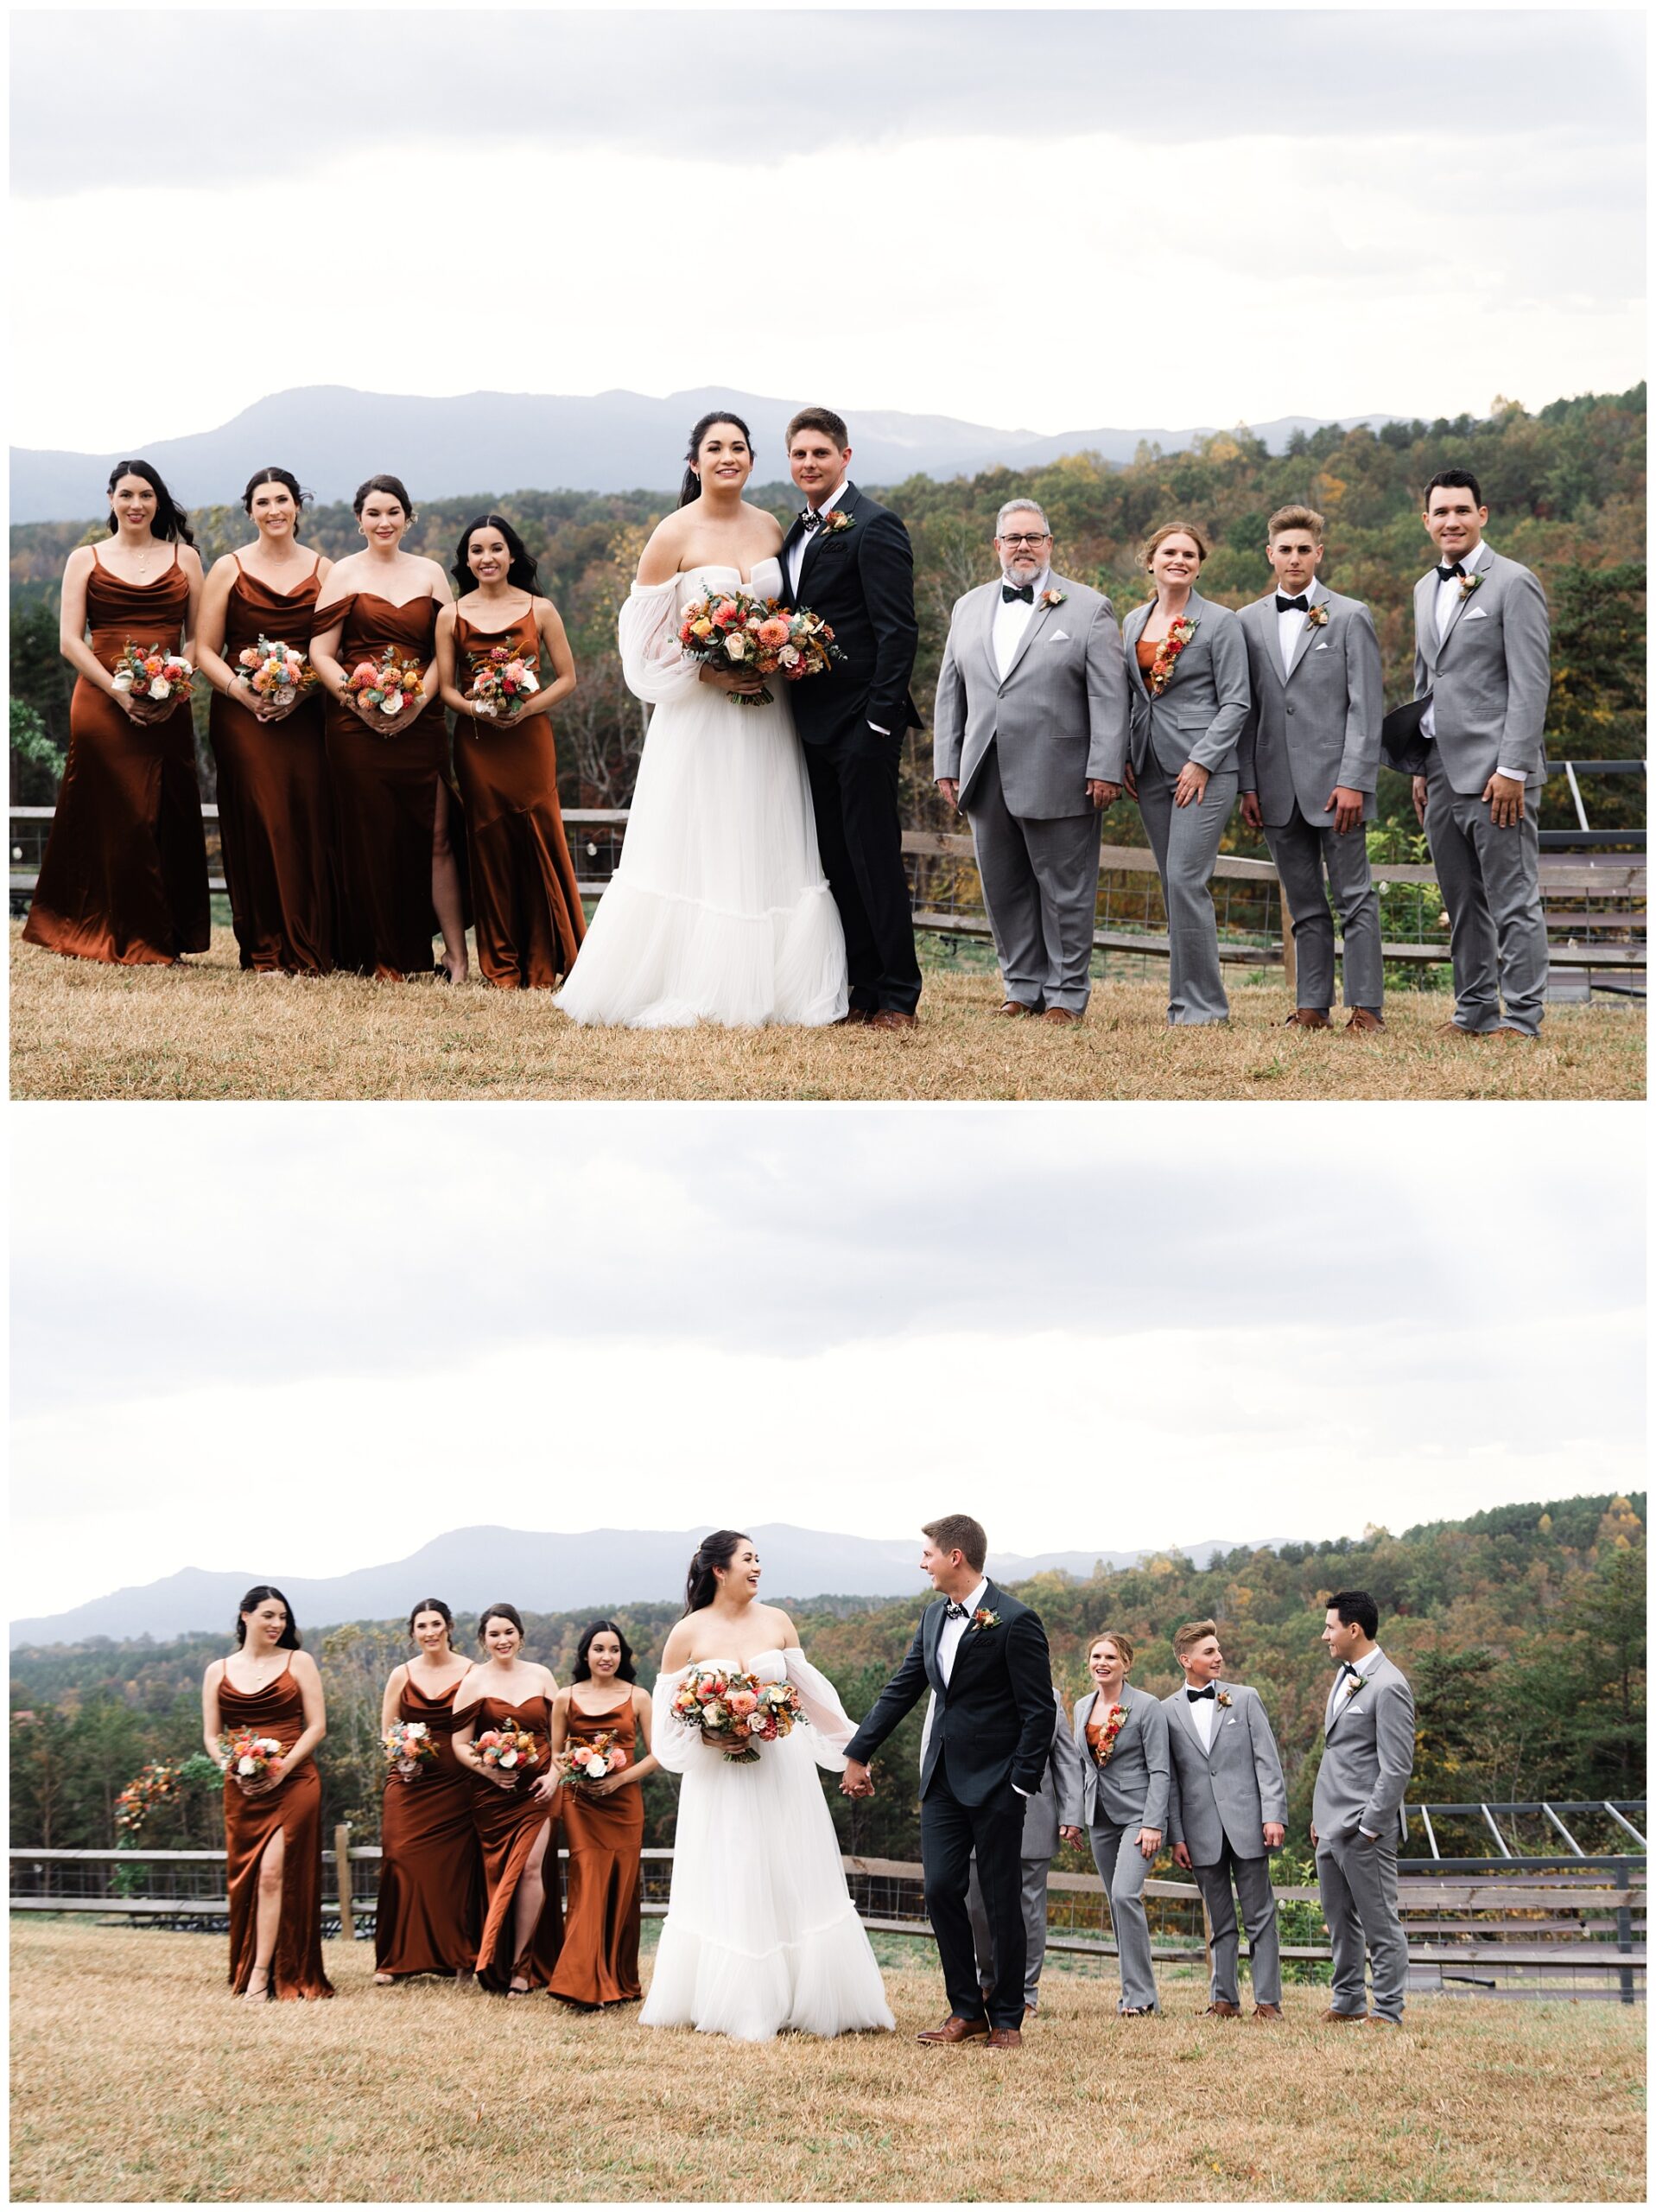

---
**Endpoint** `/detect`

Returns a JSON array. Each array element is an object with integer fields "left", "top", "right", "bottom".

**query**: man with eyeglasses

[{"left": 934, "top": 501, "right": 1129, "bottom": 1023}]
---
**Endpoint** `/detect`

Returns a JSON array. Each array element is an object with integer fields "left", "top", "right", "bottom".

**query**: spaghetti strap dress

[
  {"left": 22, "top": 545, "right": 210, "bottom": 963},
  {"left": 375, "top": 1674, "right": 485, "bottom": 1978},
  {"left": 453, "top": 603, "right": 586, "bottom": 988},
  {"left": 208, "top": 556, "right": 334, "bottom": 973},
  {"left": 469, "top": 1693, "right": 563, "bottom": 1993},
  {"left": 548, "top": 1694, "right": 644, "bottom": 2006},
  {"left": 217, "top": 1662, "right": 333, "bottom": 2000}
]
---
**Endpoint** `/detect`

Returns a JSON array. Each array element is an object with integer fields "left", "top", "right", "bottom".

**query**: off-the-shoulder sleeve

[
  {"left": 619, "top": 579, "right": 702, "bottom": 707},
  {"left": 649, "top": 1669, "right": 705, "bottom": 1776},
  {"left": 784, "top": 1649, "right": 860, "bottom": 1772},
  {"left": 308, "top": 589, "right": 354, "bottom": 646}
]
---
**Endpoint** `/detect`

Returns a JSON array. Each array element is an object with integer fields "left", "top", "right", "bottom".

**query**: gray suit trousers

[
  {"left": 1088, "top": 1820, "right": 1159, "bottom": 2012},
  {"left": 968, "top": 746, "right": 1102, "bottom": 1013},
  {"left": 967, "top": 1853, "right": 1050, "bottom": 2006},
  {"left": 1266, "top": 809, "right": 1383, "bottom": 1014},
  {"left": 1317, "top": 1830, "right": 1408, "bottom": 2020},
  {"left": 1191, "top": 1846, "right": 1282, "bottom": 2007},
  {"left": 1424, "top": 754, "right": 1548, "bottom": 1033},
  {"left": 1135, "top": 760, "right": 1238, "bottom": 1024}
]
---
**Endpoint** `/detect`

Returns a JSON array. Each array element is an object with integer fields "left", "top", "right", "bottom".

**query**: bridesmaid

[
  {"left": 547, "top": 1619, "right": 658, "bottom": 2009},
  {"left": 435, "top": 513, "right": 586, "bottom": 989},
  {"left": 22, "top": 461, "right": 209, "bottom": 964},
  {"left": 373, "top": 1597, "right": 482, "bottom": 1985},
  {"left": 308, "top": 474, "right": 468, "bottom": 982},
  {"left": 200, "top": 1585, "right": 333, "bottom": 2002},
  {"left": 453, "top": 1603, "right": 562, "bottom": 1995},
  {"left": 194, "top": 467, "right": 335, "bottom": 975}
]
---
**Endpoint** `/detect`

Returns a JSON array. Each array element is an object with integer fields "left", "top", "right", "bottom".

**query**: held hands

[
  {"left": 840, "top": 1757, "right": 875, "bottom": 1799},
  {"left": 1087, "top": 779, "right": 1121, "bottom": 811},
  {"left": 1172, "top": 762, "right": 1210, "bottom": 810},
  {"left": 1136, "top": 1825, "right": 1162, "bottom": 1860},
  {"left": 1240, "top": 791, "right": 1264, "bottom": 832},
  {"left": 1326, "top": 785, "right": 1366, "bottom": 836},
  {"left": 1412, "top": 776, "right": 1429, "bottom": 828},
  {"left": 1262, "top": 1821, "right": 1285, "bottom": 1851},
  {"left": 1482, "top": 772, "right": 1526, "bottom": 828}
]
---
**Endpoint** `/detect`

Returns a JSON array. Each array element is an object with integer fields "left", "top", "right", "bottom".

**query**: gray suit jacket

[
  {"left": 1237, "top": 585, "right": 1383, "bottom": 826},
  {"left": 922, "top": 1683, "right": 1082, "bottom": 1857},
  {"left": 1311, "top": 1649, "right": 1415, "bottom": 1845},
  {"left": 933, "top": 572, "right": 1129, "bottom": 814},
  {"left": 1161, "top": 1681, "right": 1287, "bottom": 1864},
  {"left": 1411, "top": 544, "right": 1551, "bottom": 793},
  {"left": 1121, "top": 591, "right": 1251, "bottom": 778},
  {"left": 1063, "top": 1682, "right": 1171, "bottom": 1831}
]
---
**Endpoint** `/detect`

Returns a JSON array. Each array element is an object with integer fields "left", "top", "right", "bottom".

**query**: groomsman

[
  {"left": 1238, "top": 505, "right": 1385, "bottom": 1032},
  {"left": 1162, "top": 1620, "right": 1287, "bottom": 2020},
  {"left": 933, "top": 500, "right": 1129, "bottom": 1023},
  {"left": 1408, "top": 469, "right": 1551, "bottom": 1038},
  {"left": 1311, "top": 1591, "right": 1416, "bottom": 2026},
  {"left": 965, "top": 1684, "right": 1083, "bottom": 2018}
]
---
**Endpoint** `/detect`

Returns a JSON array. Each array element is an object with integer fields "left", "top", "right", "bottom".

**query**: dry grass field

[
  {"left": 9, "top": 1920, "right": 1646, "bottom": 2202},
  {"left": 10, "top": 925, "right": 1645, "bottom": 1101}
]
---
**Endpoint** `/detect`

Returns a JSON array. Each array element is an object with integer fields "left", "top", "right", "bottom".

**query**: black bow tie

[
  {"left": 1186, "top": 1684, "right": 1216, "bottom": 1701},
  {"left": 1275, "top": 594, "right": 1309, "bottom": 613},
  {"left": 799, "top": 509, "right": 823, "bottom": 533},
  {"left": 1001, "top": 582, "right": 1035, "bottom": 605},
  {"left": 943, "top": 1600, "right": 969, "bottom": 1622},
  {"left": 1436, "top": 561, "right": 1465, "bottom": 582},
  {"left": 1341, "top": 1661, "right": 1363, "bottom": 1680}
]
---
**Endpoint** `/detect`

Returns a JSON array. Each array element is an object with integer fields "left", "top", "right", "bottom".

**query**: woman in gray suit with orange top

[
  {"left": 1120, "top": 522, "right": 1251, "bottom": 1025},
  {"left": 1059, "top": 1630, "right": 1171, "bottom": 2016}
]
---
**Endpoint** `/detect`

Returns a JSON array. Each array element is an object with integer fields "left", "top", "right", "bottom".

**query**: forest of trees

[
  {"left": 10, "top": 385, "right": 1646, "bottom": 847},
  {"left": 11, "top": 1491, "right": 1646, "bottom": 1879}
]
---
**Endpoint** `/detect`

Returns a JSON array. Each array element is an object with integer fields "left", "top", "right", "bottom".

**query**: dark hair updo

[
  {"left": 684, "top": 1530, "right": 752, "bottom": 1613},
  {"left": 451, "top": 512, "right": 542, "bottom": 597},
  {"left": 234, "top": 1585, "right": 301, "bottom": 1649},
  {"left": 242, "top": 467, "right": 311, "bottom": 535},
  {"left": 479, "top": 1601, "right": 525, "bottom": 1644},
  {"left": 105, "top": 459, "right": 195, "bottom": 547},
  {"left": 573, "top": 1619, "right": 638, "bottom": 1683},
  {"left": 407, "top": 1597, "right": 455, "bottom": 1641},
  {"left": 352, "top": 473, "right": 413, "bottom": 519},
  {"left": 678, "top": 411, "right": 754, "bottom": 508}
]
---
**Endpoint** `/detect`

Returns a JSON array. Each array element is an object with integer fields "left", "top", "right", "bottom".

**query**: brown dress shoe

[
  {"left": 1284, "top": 1008, "right": 1332, "bottom": 1029},
  {"left": 868, "top": 1008, "right": 918, "bottom": 1032},
  {"left": 1202, "top": 2000, "right": 1242, "bottom": 2018},
  {"left": 1253, "top": 2003, "right": 1284, "bottom": 2021},
  {"left": 995, "top": 1000, "right": 1033, "bottom": 1018},
  {"left": 1365, "top": 2013, "right": 1403, "bottom": 2027},
  {"left": 1434, "top": 1020, "right": 1482, "bottom": 1039},
  {"left": 834, "top": 1006, "right": 875, "bottom": 1026},
  {"left": 1488, "top": 1024, "right": 1537, "bottom": 1041},
  {"left": 917, "top": 2013, "right": 989, "bottom": 2045},
  {"left": 1345, "top": 1007, "right": 1385, "bottom": 1033},
  {"left": 1042, "top": 1007, "right": 1081, "bottom": 1026},
  {"left": 1320, "top": 2005, "right": 1366, "bottom": 2024},
  {"left": 986, "top": 2027, "right": 1023, "bottom": 2049}
]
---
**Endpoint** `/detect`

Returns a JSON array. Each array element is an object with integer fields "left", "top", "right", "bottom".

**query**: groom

[
  {"left": 777, "top": 407, "right": 924, "bottom": 1029},
  {"left": 841, "top": 1515, "right": 1053, "bottom": 2048}
]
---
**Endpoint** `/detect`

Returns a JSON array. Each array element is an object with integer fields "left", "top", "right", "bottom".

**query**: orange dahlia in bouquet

[
  {"left": 111, "top": 639, "right": 194, "bottom": 705},
  {"left": 553, "top": 1732, "right": 630, "bottom": 1790},
  {"left": 670, "top": 1665, "right": 803, "bottom": 1763},
  {"left": 382, "top": 1719, "right": 440, "bottom": 1780},
  {"left": 220, "top": 1730, "right": 285, "bottom": 1783},
  {"left": 466, "top": 643, "right": 541, "bottom": 725},
  {"left": 235, "top": 635, "right": 315, "bottom": 709},
  {"left": 475, "top": 1723, "right": 541, "bottom": 1782},
  {"left": 677, "top": 590, "right": 841, "bottom": 708},
  {"left": 343, "top": 647, "right": 425, "bottom": 722}
]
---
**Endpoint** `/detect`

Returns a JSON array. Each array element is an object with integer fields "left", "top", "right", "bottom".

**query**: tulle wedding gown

[
  {"left": 553, "top": 559, "right": 849, "bottom": 1027},
  {"left": 642, "top": 1649, "right": 896, "bottom": 2042}
]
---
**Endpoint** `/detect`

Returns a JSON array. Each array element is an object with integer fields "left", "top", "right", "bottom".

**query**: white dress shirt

[
  {"left": 1275, "top": 580, "right": 1317, "bottom": 679},
  {"left": 1419, "top": 539, "right": 1525, "bottom": 781},
  {"left": 1183, "top": 1677, "right": 1220, "bottom": 1750},
  {"left": 992, "top": 565, "right": 1050, "bottom": 680}
]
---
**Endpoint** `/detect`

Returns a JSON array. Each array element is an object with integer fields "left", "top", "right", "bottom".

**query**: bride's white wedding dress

[
  {"left": 553, "top": 559, "right": 849, "bottom": 1027},
  {"left": 642, "top": 1649, "right": 896, "bottom": 2042}
]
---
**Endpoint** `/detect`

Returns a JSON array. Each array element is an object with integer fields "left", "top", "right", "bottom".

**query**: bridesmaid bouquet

[
  {"left": 343, "top": 648, "right": 425, "bottom": 721},
  {"left": 220, "top": 1731, "right": 284, "bottom": 1783},
  {"left": 111, "top": 639, "right": 194, "bottom": 705},
  {"left": 115, "top": 1761, "right": 181, "bottom": 1834},
  {"left": 553, "top": 1732, "right": 629, "bottom": 1790},
  {"left": 466, "top": 644, "right": 541, "bottom": 724},
  {"left": 382, "top": 1719, "right": 440, "bottom": 1780},
  {"left": 475, "top": 1723, "right": 541, "bottom": 1779},
  {"left": 677, "top": 591, "right": 841, "bottom": 708},
  {"left": 670, "top": 1667, "right": 803, "bottom": 1764},
  {"left": 236, "top": 635, "right": 315, "bottom": 709}
]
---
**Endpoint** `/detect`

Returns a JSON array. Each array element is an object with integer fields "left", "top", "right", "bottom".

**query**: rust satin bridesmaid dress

[
  {"left": 548, "top": 1695, "right": 644, "bottom": 2007},
  {"left": 22, "top": 545, "right": 210, "bottom": 963},
  {"left": 320, "top": 590, "right": 458, "bottom": 978},
  {"left": 470, "top": 1693, "right": 563, "bottom": 1993},
  {"left": 218, "top": 1663, "right": 333, "bottom": 2000},
  {"left": 453, "top": 607, "right": 586, "bottom": 988},
  {"left": 375, "top": 1675, "right": 484, "bottom": 1978},
  {"left": 208, "top": 556, "right": 334, "bottom": 974}
]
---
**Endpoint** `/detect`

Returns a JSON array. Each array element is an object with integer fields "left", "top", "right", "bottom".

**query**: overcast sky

[
  {"left": 10, "top": 1104, "right": 1644, "bottom": 1618},
  {"left": 10, "top": 7, "right": 1645, "bottom": 454}
]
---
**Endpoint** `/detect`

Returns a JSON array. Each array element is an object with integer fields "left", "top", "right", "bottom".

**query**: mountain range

[
  {"left": 9, "top": 385, "right": 1400, "bottom": 523},
  {"left": 9, "top": 1522, "right": 1288, "bottom": 1648}
]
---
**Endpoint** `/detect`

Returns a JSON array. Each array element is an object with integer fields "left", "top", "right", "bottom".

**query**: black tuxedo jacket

[
  {"left": 842, "top": 1580, "right": 1053, "bottom": 1807},
  {"left": 776, "top": 483, "right": 923, "bottom": 747}
]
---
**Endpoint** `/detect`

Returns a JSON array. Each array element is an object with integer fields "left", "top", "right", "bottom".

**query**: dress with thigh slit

[
  {"left": 470, "top": 1694, "right": 562, "bottom": 1992},
  {"left": 218, "top": 1662, "right": 333, "bottom": 1999}
]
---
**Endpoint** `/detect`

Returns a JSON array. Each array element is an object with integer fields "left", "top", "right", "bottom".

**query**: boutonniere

[
  {"left": 1343, "top": 1673, "right": 1365, "bottom": 1700},
  {"left": 1145, "top": 614, "right": 1197, "bottom": 698},
  {"left": 1305, "top": 603, "right": 1329, "bottom": 629},
  {"left": 820, "top": 509, "right": 853, "bottom": 536},
  {"left": 1092, "top": 1702, "right": 1127, "bottom": 1768},
  {"left": 970, "top": 1607, "right": 999, "bottom": 1631},
  {"left": 1039, "top": 588, "right": 1066, "bottom": 609},
  {"left": 1458, "top": 570, "right": 1482, "bottom": 601},
  {"left": 1216, "top": 1690, "right": 1233, "bottom": 1709}
]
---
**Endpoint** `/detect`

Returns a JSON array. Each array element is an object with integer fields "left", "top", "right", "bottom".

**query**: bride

[
  {"left": 553, "top": 412, "right": 849, "bottom": 1027},
  {"left": 643, "top": 1530, "right": 895, "bottom": 2041}
]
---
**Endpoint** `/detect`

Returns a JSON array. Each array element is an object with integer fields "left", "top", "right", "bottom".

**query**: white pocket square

[
  {"left": 1315, "top": 643, "right": 1329, "bottom": 652},
  {"left": 1049, "top": 630, "right": 1069, "bottom": 642},
  {"left": 1464, "top": 607, "right": 1489, "bottom": 620}
]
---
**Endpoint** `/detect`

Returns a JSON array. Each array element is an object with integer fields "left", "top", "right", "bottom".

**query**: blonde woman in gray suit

[
  {"left": 1120, "top": 523, "right": 1251, "bottom": 1024},
  {"left": 1058, "top": 1631, "right": 1170, "bottom": 2015}
]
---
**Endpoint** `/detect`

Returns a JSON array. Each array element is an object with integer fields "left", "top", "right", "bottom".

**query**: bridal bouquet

[
  {"left": 111, "top": 639, "right": 194, "bottom": 705},
  {"left": 554, "top": 1732, "right": 629, "bottom": 1789},
  {"left": 677, "top": 591, "right": 841, "bottom": 708},
  {"left": 382, "top": 1719, "right": 440, "bottom": 1780},
  {"left": 475, "top": 1723, "right": 540, "bottom": 1780},
  {"left": 466, "top": 643, "right": 541, "bottom": 723},
  {"left": 235, "top": 635, "right": 315, "bottom": 709},
  {"left": 671, "top": 1666, "right": 803, "bottom": 1763},
  {"left": 220, "top": 1731, "right": 285, "bottom": 1783},
  {"left": 343, "top": 648, "right": 425, "bottom": 721}
]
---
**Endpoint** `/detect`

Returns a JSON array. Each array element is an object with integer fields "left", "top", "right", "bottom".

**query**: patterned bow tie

[
  {"left": 1186, "top": 1683, "right": 1216, "bottom": 1701},
  {"left": 1001, "top": 582, "right": 1034, "bottom": 605},
  {"left": 1436, "top": 561, "right": 1465, "bottom": 582},
  {"left": 1275, "top": 594, "right": 1309, "bottom": 613},
  {"left": 943, "top": 1600, "right": 969, "bottom": 1621},
  {"left": 799, "top": 509, "right": 824, "bottom": 533}
]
